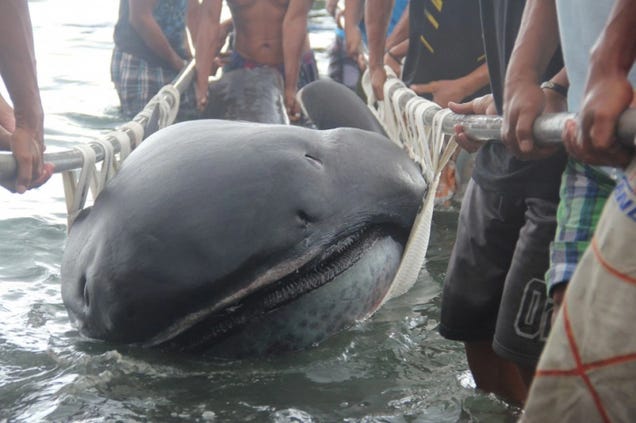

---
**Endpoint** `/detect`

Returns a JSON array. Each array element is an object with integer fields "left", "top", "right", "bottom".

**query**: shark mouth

[{"left": 154, "top": 225, "right": 406, "bottom": 352}]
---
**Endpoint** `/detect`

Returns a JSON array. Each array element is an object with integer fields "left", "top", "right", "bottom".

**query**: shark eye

[{"left": 304, "top": 153, "right": 323, "bottom": 168}]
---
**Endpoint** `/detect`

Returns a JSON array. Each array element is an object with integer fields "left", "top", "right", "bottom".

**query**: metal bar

[
  {"left": 396, "top": 84, "right": 636, "bottom": 145},
  {"left": 0, "top": 60, "right": 196, "bottom": 179},
  {"left": 1, "top": 65, "right": 635, "bottom": 179},
  {"left": 446, "top": 109, "right": 636, "bottom": 145}
]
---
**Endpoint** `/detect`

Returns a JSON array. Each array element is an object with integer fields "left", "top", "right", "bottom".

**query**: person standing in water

[
  {"left": 110, "top": 0, "right": 200, "bottom": 119},
  {"left": 0, "top": 1, "right": 53, "bottom": 194},
  {"left": 195, "top": 0, "right": 315, "bottom": 122}
]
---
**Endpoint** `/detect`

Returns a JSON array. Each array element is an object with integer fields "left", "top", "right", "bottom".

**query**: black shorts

[{"left": 439, "top": 180, "right": 557, "bottom": 367}]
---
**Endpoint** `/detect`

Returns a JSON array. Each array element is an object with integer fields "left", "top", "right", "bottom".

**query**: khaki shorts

[{"left": 522, "top": 158, "right": 636, "bottom": 422}]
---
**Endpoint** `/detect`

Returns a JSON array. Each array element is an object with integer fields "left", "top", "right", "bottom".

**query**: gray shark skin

[
  {"left": 60, "top": 119, "right": 426, "bottom": 356},
  {"left": 298, "top": 79, "right": 388, "bottom": 137},
  {"left": 203, "top": 67, "right": 288, "bottom": 124}
]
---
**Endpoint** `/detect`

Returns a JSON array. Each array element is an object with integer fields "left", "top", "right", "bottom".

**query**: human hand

[
  {"left": 170, "top": 55, "right": 187, "bottom": 73},
  {"left": 215, "top": 51, "right": 231, "bottom": 68},
  {"left": 1, "top": 127, "right": 53, "bottom": 193},
  {"left": 285, "top": 87, "right": 301, "bottom": 122},
  {"left": 449, "top": 93, "right": 497, "bottom": 116},
  {"left": 195, "top": 77, "right": 209, "bottom": 112},
  {"left": 369, "top": 65, "right": 387, "bottom": 101},
  {"left": 542, "top": 85, "right": 568, "bottom": 113},
  {"left": 447, "top": 94, "right": 496, "bottom": 153},
  {"left": 410, "top": 79, "right": 468, "bottom": 108},
  {"left": 502, "top": 80, "right": 560, "bottom": 160},
  {"left": 195, "top": 61, "right": 219, "bottom": 112},
  {"left": 563, "top": 77, "right": 634, "bottom": 168},
  {"left": 356, "top": 53, "right": 368, "bottom": 73}
]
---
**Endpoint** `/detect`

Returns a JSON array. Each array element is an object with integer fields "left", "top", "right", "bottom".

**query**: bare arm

[
  {"left": 384, "top": 38, "right": 408, "bottom": 76},
  {"left": 128, "top": 0, "right": 186, "bottom": 71},
  {"left": 564, "top": 0, "right": 636, "bottom": 167},
  {"left": 0, "top": 0, "right": 52, "bottom": 193},
  {"left": 326, "top": 0, "right": 339, "bottom": 18},
  {"left": 365, "top": 0, "right": 394, "bottom": 100},
  {"left": 282, "top": 0, "right": 313, "bottom": 120},
  {"left": 385, "top": 5, "right": 408, "bottom": 50},
  {"left": 343, "top": 0, "right": 364, "bottom": 59},
  {"left": 502, "top": 0, "right": 562, "bottom": 159},
  {"left": 411, "top": 62, "right": 489, "bottom": 107},
  {"left": 186, "top": 0, "right": 200, "bottom": 52},
  {"left": 448, "top": 94, "right": 497, "bottom": 153},
  {"left": 194, "top": 0, "right": 223, "bottom": 111}
]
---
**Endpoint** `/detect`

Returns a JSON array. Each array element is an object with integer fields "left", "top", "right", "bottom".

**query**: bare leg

[
  {"left": 465, "top": 340, "right": 529, "bottom": 405},
  {"left": 517, "top": 364, "right": 535, "bottom": 389}
]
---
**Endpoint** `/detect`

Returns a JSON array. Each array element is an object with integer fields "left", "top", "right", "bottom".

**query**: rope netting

[
  {"left": 360, "top": 69, "right": 636, "bottom": 304},
  {"left": 62, "top": 71, "right": 186, "bottom": 228},
  {"left": 361, "top": 67, "right": 459, "bottom": 302}
]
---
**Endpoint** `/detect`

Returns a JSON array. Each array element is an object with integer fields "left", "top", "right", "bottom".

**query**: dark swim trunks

[
  {"left": 439, "top": 180, "right": 556, "bottom": 367},
  {"left": 327, "top": 35, "right": 361, "bottom": 91},
  {"left": 224, "top": 50, "right": 319, "bottom": 89}
]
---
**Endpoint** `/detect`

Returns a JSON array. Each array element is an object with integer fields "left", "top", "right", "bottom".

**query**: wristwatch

[{"left": 540, "top": 80, "right": 568, "bottom": 97}]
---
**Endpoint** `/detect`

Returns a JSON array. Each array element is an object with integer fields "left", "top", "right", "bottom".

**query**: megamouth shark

[{"left": 61, "top": 76, "right": 427, "bottom": 356}]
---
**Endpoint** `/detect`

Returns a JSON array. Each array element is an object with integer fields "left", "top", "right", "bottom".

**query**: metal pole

[
  {"left": 0, "top": 64, "right": 635, "bottom": 179},
  {"left": 445, "top": 109, "right": 636, "bottom": 145},
  {"left": 0, "top": 60, "right": 196, "bottom": 179},
  {"left": 388, "top": 85, "right": 636, "bottom": 145}
]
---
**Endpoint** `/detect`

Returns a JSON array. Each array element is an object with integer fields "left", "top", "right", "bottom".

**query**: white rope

[
  {"left": 62, "top": 135, "right": 123, "bottom": 229},
  {"left": 362, "top": 70, "right": 459, "bottom": 303},
  {"left": 118, "top": 120, "right": 144, "bottom": 151},
  {"left": 361, "top": 66, "right": 394, "bottom": 139},
  {"left": 61, "top": 84, "right": 182, "bottom": 226},
  {"left": 108, "top": 131, "right": 133, "bottom": 172},
  {"left": 63, "top": 144, "right": 97, "bottom": 229},
  {"left": 109, "top": 121, "right": 143, "bottom": 171},
  {"left": 89, "top": 137, "right": 116, "bottom": 196},
  {"left": 157, "top": 84, "right": 180, "bottom": 127},
  {"left": 135, "top": 84, "right": 181, "bottom": 130}
]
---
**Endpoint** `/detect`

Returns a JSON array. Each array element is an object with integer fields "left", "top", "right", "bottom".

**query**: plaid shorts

[
  {"left": 545, "top": 158, "right": 616, "bottom": 294},
  {"left": 110, "top": 47, "right": 195, "bottom": 119}
]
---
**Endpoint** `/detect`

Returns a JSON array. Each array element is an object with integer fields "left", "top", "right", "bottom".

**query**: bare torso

[{"left": 227, "top": 0, "right": 290, "bottom": 66}]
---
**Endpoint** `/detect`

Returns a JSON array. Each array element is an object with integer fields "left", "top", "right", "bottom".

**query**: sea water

[{"left": 0, "top": 1, "right": 518, "bottom": 421}]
